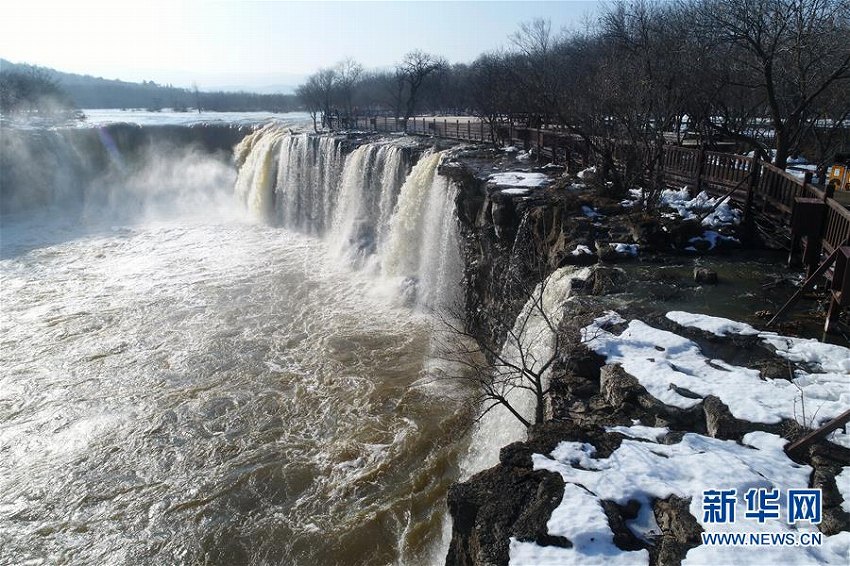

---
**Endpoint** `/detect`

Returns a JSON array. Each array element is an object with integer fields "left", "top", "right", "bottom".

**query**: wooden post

[
  {"left": 788, "top": 198, "right": 825, "bottom": 269},
  {"left": 825, "top": 182, "right": 835, "bottom": 202},
  {"left": 825, "top": 246, "right": 850, "bottom": 333},
  {"left": 785, "top": 409, "right": 850, "bottom": 456},
  {"left": 480, "top": 119, "right": 484, "bottom": 141},
  {"left": 694, "top": 145, "right": 706, "bottom": 195},
  {"left": 767, "top": 246, "right": 842, "bottom": 327},
  {"left": 467, "top": 120, "right": 471, "bottom": 139},
  {"left": 412, "top": 116, "right": 416, "bottom": 133},
  {"left": 743, "top": 157, "right": 761, "bottom": 225}
]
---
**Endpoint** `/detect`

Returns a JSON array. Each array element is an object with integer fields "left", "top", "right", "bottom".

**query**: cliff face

[
  {"left": 446, "top": 161, "right": 592, "bottom": 349},
  {"left": 442, "top": 161, "right": 603, "bottom": 566}
]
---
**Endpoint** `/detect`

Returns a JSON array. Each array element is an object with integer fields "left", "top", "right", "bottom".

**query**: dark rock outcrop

[
  {"left": 446, "top": 447, "right": 567, "bottom": 566},
  {"left": 693, "top": 267, "right": 718, "bottom": 284},
  {"left": 652, "top": 496, "right": 703, "bottom": 566}
]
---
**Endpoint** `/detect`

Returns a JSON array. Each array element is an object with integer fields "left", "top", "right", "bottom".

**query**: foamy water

[{"left": 0, "top": 121, "right": 476, "bottom": 565}]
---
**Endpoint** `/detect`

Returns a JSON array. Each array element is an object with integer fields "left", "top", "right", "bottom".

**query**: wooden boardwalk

[{"left": 343, "top": 116, "right": 848, "bottom": 246}]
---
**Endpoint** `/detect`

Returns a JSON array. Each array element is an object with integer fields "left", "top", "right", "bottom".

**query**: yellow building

[{"left": 829, "top": 162, "right": 850, "bottom": 192}]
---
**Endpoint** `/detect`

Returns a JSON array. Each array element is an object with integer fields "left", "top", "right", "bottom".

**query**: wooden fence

[{"left": 336, "top": 115, "right": 850, "bottom": 257}]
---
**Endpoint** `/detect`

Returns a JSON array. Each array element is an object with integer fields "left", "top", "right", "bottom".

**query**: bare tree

[
  {"left": 469, "top": 53, "right": 514, "bottom": 143},
  {"left": 314, "top": 68, "right": 337, "bottom": 129},
  {"left": 380, "top": 68, "right": 408, "bottom": 120},
  {"left": 334, "top": 58, "right": 363, "bottom": 125},
  {"left": 192, "top": 82, "right": 201, "bottom": 114},
  {"left": 0, "top": 67, "right": 73, "bottom": 116},
  {"left": 436, "top": 277, "right": 566, "bottom": 427},
  {"left": 397, "top": 50, "right": 446, "bottom": 130},
  {"left": 694, "top": 0, "right": 850, "bottom": 168},
  {"left": 436, "top": 210, "right": 594, "bottom": 428},
  {"left": 507, "top": 18, "right": 559, "bottom": 125},
  {"left": 803, "top": 87, "right": 850, "bottom": 180},
  {"left": 596, "top": 0, "right": 694, "bottom": 204},
  {"left": 295, "top": 75, "right": 323, "bottom": 132}
]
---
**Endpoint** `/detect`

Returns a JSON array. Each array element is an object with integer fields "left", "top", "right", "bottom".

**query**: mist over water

[{"left": 0, "top": 119, "right": 475, "bottom": 565}]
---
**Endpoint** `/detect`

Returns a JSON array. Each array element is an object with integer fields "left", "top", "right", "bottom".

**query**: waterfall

[
  {"left": 234, "top": 129, "right": 344, "bottom": 230},
  {"left": 460, "top": 266, "right": 592, "bottom": 477},
  {"left": 329, "top": 143, "right": 406, "bottom": 263},
  {"left": 1, "top": 124, "right": 245, "bottom": 217},
  {"left": 234, "top": 126, "right": 288, "bottom": 221},
  {"left": 380, "top": 151, "right": 462, "bottom": 310},
  {"left": 233, "top": 125, "right": 463, "bottom": 311},
  {"left": 2, "top": 125, "right": 239, "bottom": 220},
  {"left": 276, "top": 134, "right": 344, "bottom": 233}
]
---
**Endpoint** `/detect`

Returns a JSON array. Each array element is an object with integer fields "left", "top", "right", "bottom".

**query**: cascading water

[
  {"left": 329, "top": 142, "right": 407, "bottom": 263},
  {"left": 233, "top": 125, "right": 462, "bottom": 311},
  {"left": 233, "top": 124, "right": 289, "bottom": 221},
  {"left": 2, "top": 124, "right": 245, "bottom": 217},
  {"left": 1, "top": 118, "right": 471, "bottom": 566},
  {"left": 460, "top": 266, "right": 593, "bottom": 477},
  {"left": 380, "top": 151, "right": 463, "bottom": 311},
  {"left": 275, "top": 134, "right": 343, "bottom": 233}
]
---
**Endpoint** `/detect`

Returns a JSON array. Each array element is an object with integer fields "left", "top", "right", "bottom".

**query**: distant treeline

[
  {"left": 0, "top": 59, "right": 299, "bottom": 112},
  {"left": 297, "top": 0, "right": 849, "bottom": 181}
]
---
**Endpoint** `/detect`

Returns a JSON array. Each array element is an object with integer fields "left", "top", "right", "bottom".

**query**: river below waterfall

[
  {"left": 0, "top": 213, "right": 472, "bottom": 565},
  {"left": 0, "top": 120, "right": 475, "bottom": 565}
]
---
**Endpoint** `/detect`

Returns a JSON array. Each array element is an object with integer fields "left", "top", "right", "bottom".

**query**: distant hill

[{"left": 0, "top": 59, "right": 300, "bottom": 112}]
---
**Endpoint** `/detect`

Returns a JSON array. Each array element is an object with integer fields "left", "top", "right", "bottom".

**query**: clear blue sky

[{"left": 1, "top": 1, "right": 601, "bottom": 91}]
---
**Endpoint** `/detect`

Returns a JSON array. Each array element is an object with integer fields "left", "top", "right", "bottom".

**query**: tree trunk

[
  {"left": 774, "top": 125, "right": 791, "bottom": 170},
  {"left": 535, "top": 396, "right": 545, "bottom": 425}
]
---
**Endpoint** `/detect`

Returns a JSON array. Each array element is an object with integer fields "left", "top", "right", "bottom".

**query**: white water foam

[{"left": 234, "top": 126, "right": 462, "bottom": 312}]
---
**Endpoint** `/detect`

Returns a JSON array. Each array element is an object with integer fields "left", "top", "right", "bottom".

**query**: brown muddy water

[{"left": 0, "top": 215, "right": 474, "bottom": 566}]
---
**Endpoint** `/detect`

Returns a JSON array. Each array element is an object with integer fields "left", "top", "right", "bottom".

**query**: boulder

[
  {"left": 703, "top": 395, "right": 747, "bottom": 439},
  {"left": 600, "top": 364, "right": 644, "bottom": 406},
  {"left": 446, "top": 463, "right": 566, "bottom": 566},
  {"left": 693, "top": 267, "right": 718, "bottom": 284},
  {"left": 653, "top": 496, "right": 703, "bottom": 566}
]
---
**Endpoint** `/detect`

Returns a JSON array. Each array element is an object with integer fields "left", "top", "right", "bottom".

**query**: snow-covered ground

[
  {"left": 609, "top": 243, "right": 639, "bottom": 257},
  {"left": 511, "top": 428, "right": 849, "bottom": 565},
  {"left": 582, "top": 311, "right": 848, "bottom": 426},
  {"left": 660, "top": 188, "right": 742, "bottom": 228},
  {"left": 489, "top": 171, "right": 552, "bottom": 188},
  {"left": 571, "top": 244, "right": 594, "bottom": 257},
  {"left": 509, "top": 310, "right": 850, "bottom": 565}
]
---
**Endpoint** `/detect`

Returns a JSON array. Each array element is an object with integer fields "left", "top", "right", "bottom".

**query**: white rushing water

[
  {"left": 460, "top": 266, "right": 593, "bottom": 477},
  {"left": 233, "top": 126, "right": 461, "bottom": 311},
  {"left": 1, "top": 123, "right": 470, "bottom": 565}
]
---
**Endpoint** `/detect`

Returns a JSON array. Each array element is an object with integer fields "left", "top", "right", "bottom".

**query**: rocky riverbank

[{"left": 441, "top": 147, "right": 850, "bottom": 565}]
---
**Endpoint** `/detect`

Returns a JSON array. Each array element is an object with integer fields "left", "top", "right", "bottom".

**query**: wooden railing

[
  {"left": 663, "top": 145, "right": 700, "bottom": 186},
  {"left": 823, "top": 199, "right": 850, "bottom": 254},
  {"left": 346, "top": 116, "right": 492, "bottom": 142},
  {"left": 756, "top": 163, "right": 807, "bottom": 215},
  {"left": 703, "top": 151, "right": 751, "bottom": 188},
  {"left": 334, "top": 114, "right": 849, "bottom": 257}
]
